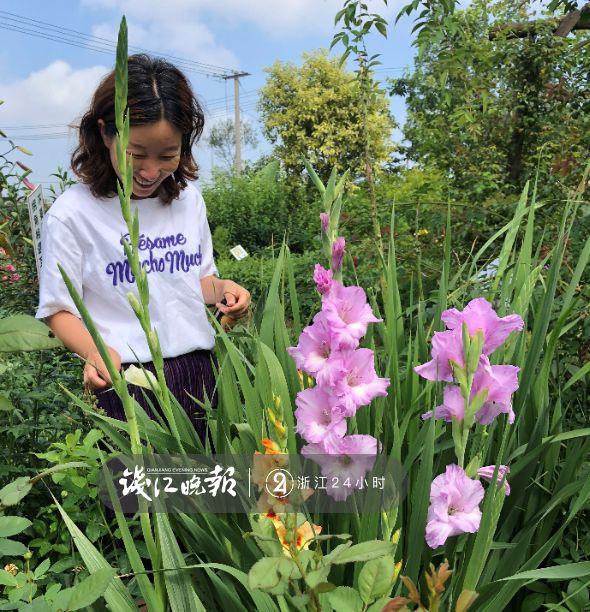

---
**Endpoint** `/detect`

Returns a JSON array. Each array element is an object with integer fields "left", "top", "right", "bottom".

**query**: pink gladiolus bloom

[
  {"left": 471, "top": 356, "right": 519, "bottom": 425},
  {"left": 1, "top": 276, "right": 7, "bottom": 282},
  {"left": 331, "top": 237, "right": 345, "bottom": 272},
  {"left": 287, "top": 312, "right": 346, "bottom": 387},
  {"left": 313, "top": 264, "right": 333, "bottom": 296},
  {"left": 295, "top": 387, "right": 347, "bottom": 445},
  {"left": 320, "top": 212, "right": 329, "bottom": 234},
  {"left": 421, "top": 356, "right": 519, "bottom": 425},
  {"left": 10, "top": 274, "right": 20, "bottom": 283},
  {"left": 334, "top": 348, "right": 390, "bottom": 415},
  {"left": 442, "top": 298, "right": 524, "bottom": 355},
  {"left": 426, "top": 464, "right": 484, "bottom": 549},
  {"left": 421, "top": 385, "right": 464, "bottom": 421},
  {"left": 4, "top": 264, "right": 16, "bottom": 272},
  {"left": 414, "top": 328, "right": 465, "bottom": 382},
  {"left": 301, "top": 434, "right": 378, "bottom": 501},
  {"left": 477, "top": 465, "right": 511, "bottom": 496},
  {"left": 322, "top": 283, "right": 381, "bottom": 350}
]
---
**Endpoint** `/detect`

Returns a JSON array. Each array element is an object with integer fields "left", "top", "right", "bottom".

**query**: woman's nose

[{"left": 136, "top": 160, "right": 160, "bottom": 182}]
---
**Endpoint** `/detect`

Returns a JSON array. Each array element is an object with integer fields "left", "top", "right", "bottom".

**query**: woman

[{"left": 36, "top": 54, "right": 250, "bottom": 441}]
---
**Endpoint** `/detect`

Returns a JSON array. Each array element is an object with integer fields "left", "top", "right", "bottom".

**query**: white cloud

[
  {"left": 0, "top": 61, "right": 109, "bottom": 184},
  {"left": 0, "top": 61, "right": 108, "bottom": 127},
  {"left": 82, "top": 0, "right": 239, "bottom": 73},
  {"left": 90, "top": 17, "right": 239, "bottom": 72},
  {"left": 81, "top": 0, "right": 397, "bottom": 44}
]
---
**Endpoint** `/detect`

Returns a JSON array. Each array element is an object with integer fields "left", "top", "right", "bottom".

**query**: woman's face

[{"left": 100, "top": 119, "right": 182, "bottom": 199}]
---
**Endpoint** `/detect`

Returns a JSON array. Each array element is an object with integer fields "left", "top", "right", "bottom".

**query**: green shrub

[{"left": 202, "top": 161, "right": 320, "bottom": 255}]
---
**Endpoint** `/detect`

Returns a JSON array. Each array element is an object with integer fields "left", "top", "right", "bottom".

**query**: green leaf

[
  {"left": 0, "top": 316, "right": 63, "bottom": 352},
  {"left": 358, "top": 556, "right": 396, "bottom": 603},
  {"left": 305, "top": 564, "right": 331, "bottom": 589},
  {"left": 329, "top": 540, "right": 395, "bottom": 564},
  {"left": 16, "top": 598, "right": 51, "bottom": 612},
  {"left": 0, "top": 538, "right": 28, "bottom": 556},
  {"left": 0, "top": 569, "right": 18, "bottom": 587},
  {"left": 0, "top": 395, "right": 15, "bottom": 412},
  {"left": 327, "top": 586, "right": 364, "bottom": 611},
  {"left": 155, "top": 512, "right": 206, "bottom": 611},
  {"left": 33, "top": 558, "right": 51, "bottom": 579},
  {"left": 51, "top": 495, "right": 137, "bottom": 611},
  {"left": 0, "top": 477, "right": 32, "bottom": 506},
  {"left": 248, "top": 557, "right": 300, "bottom": 595},
  {"left": 0, "top": 516, "right": 32, "bottom": 538},
  {"left": 502, "top": 562, "right": 590, "bottom": 582},
  {"left": 63, "top": 567, "right": 118, "bottom": 610}
]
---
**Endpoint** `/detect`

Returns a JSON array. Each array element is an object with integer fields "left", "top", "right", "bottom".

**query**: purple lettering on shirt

[{"left": 106, "top": 233, "right": 203, "bottom": 287}]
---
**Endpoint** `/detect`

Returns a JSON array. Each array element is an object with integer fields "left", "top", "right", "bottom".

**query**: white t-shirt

[{"left": 35, "top": 182, "right": 219, "bottom": 363}]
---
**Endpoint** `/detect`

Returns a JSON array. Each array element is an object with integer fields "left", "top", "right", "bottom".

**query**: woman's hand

[
  {"left": 83, "top": 346, "right": 122, "bottom": 391},
  {"left": 216, "top": 280, "right": 251, "bottom": 320}
]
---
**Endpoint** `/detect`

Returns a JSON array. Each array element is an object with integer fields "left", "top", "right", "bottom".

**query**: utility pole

[{"left": 222, "top": 72, "right": 250, "bottom": 174}]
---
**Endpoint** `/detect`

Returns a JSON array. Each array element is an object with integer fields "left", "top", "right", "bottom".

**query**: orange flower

[
  {"left": 261, "top": 438, "right": 282, "bottom": 454},
  {"left": 274, "top": 520, "right": 322, "bottom": 557},
  {"left": 252, "top": 450, "right": 289, "bottom": 488}
]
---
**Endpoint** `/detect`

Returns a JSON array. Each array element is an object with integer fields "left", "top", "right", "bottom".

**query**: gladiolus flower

[
  {"left": 294, "top": 387, "right": 347, "bottom": 444},
  {"left": 331, "top": 237, "right": 345, "bottom": 272},
  {"left": 477, "top": 465, "right": 510, "bottom": 496},
  {"left": 4, "top": 264, "right": 15, "bottom": 272},
  {"left": 441, "top": 298, "right": 524, "bottom": 355},
  {"left": 414, "top": 328, "right": 465, "bottom": 382},
  {"left": 287, "top": 312, "right": 345, "bottom": 386},
  {"left": 471, "top": 356, "right": 519, "bottom": 424},
  {"left": 322, "top": 283, "right": 381, "bottom": 350},
  {"left": 260, "top": 438, "right": 282, "bottom": 454},
  {"left": 333, "top": 348, "right": 390, "bottom": 415},
  {"left": 421, "top": 385, "right": 465, "bottom": 421},
  {"left": 252, "top": 441, "right": 289, "bottom": 488},
  {"left": 313, "top": 264, "right": 333, "bottom": 296},
  {"left": 302, "top": 435, "right": 378, "bottom": 500},
  {"left": 421, "top": 356, "right": 519, "bottom": 425},
  {"left": 426, "top": 464, "right": 484, "bottom": 549},
  {"left": 320, "top": 212, "right": 329, "bottom": 234},
  {"left": 274, "top": 519, "right": 322, "bottom": 557}
]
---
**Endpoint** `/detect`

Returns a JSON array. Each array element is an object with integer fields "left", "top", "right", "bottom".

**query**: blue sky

[{"left": 0, "top": 0, "right": 417, "bottom": 187}]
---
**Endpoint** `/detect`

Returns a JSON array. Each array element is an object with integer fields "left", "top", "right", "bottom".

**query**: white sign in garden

[
  {"left": 26, "top": 184, "right": 46, "bottom": 278},
  {"left": 230, "top": 244, "right": 249, "bottom": 261}
]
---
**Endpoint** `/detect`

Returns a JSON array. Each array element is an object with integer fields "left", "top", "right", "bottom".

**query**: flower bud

[
  {"left": 127, "top": 292, "right": 142, "bottom": 316},
  {"left": 331, "top": 237, "right": 345, "bottom": 273}
]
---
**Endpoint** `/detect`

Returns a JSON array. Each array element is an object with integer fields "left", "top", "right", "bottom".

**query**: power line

[
  {"left": 1, "top": 103, "right": 262, "bottom": 140},
  {"left": 0, "top": 10, "right": 240, "bottom": 77},
  {"left": 1, "top": 93, "right": 261, "bottom": 133}
]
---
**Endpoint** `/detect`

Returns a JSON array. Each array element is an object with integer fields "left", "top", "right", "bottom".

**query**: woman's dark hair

[{"left": 71, "top": 54, "right": 204, "bottom": 204}]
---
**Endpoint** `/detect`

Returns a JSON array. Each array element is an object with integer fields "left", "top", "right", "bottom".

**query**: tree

[
  {"left": 388, "top": 0, "right": 590, "bottom": 198},
  {"left": 258, "top": 49, "right": 396, "bottom": 182},
  {"left": 206, "top": 118, "right": 258, "bottom": 171}
]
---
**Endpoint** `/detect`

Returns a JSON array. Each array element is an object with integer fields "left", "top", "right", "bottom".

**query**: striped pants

[{"left": 96, "top": 348, "right": 217, "bottom": 443}]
